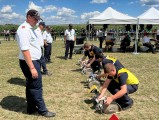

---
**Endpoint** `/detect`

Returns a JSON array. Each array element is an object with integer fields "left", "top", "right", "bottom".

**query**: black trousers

[
  {"left": 107, "top": 80, "right": 138, "bottom": 107},
  {"left": 40, "top": 48, "right": 47, "bottom": 73},
  {"left": 120, "top": 41, "right": 130, "bottom": 52},
  {"left": 19, "top": 60, "right": 48, "bottom": 114},
  {"left": 99, "top": 37, "right": 104, "bottom": 49},
  {"left": 91, "top": 60, "right": 101, "bottom": 72},
  {"left": 65, "top": 40, "right": 75, "bottom": 58},
  {"left": 44, "top": 43, "right": 52, "bottom": 62},
  {"left": 143, "top": 43, "right": 155, "bottom": 53}
]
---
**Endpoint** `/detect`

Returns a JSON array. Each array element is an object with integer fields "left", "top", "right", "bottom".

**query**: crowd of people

[
  {"left": 5, "top": 8, "right": 159, "bottom": 118},
  {"left": 79, "top": 42, "right": 139, "bottom": 112}
]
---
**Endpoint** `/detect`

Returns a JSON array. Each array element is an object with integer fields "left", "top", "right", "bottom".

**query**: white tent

[
  {"left": 89, "top": 7, "right": 137, "bottom": 24},
  {"left": 137, "top": 7, "right": 159, "bottom": 24},
  {"left": 133, "top": 7, "right": 159, "bottom": 54}
]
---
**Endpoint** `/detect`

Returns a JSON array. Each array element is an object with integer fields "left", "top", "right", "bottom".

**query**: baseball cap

[
  {"left": 27, "top": 9, "right": 42, "bottom": 20},
  {"left": 39, "top": 22, "right": 46, "bottom": 27}
]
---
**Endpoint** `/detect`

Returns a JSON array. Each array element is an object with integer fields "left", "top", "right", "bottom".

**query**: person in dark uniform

[
  {"left": 97, "top": 63, "right": 139, "bottom": 111},
  {"left": 81, "top": 43, "right": 103, "bottom": 72},
  {"left": 16, "top": 9, "right": 55, "bottom": 117},
  {"left": 64, "top": 24, "right": 76, "bottom": 60},
  {"left": 120, "top": 33, "right": 131, "bottom": 52},
  {"left": 95, "top": 53, "right": 124, "bottom": 78}
]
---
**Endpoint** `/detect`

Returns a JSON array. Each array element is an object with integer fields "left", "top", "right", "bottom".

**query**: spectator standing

[
  {"left": 43, "top": 26, "right": 53, "bottom": 63},
  {"left": 16, "top": 9, "right": 55, "bottom": 117},
  {"left": 97, "top": 28, "right": 104, "bottom": 49},
  {"left": 34, "top": 22, "right": 52, "bottom": 76},
  {"left": 64, "top": 24, "right": 76, "bottom": 60}
]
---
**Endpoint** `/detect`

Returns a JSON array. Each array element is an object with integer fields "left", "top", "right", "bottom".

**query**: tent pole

[{"left": 133, "top": 18, "right": 139, "bottom": 55}]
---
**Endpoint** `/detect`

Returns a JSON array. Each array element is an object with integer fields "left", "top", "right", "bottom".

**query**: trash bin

[{"left": 76, "top": 36, "right": 85, "bottom": 45}]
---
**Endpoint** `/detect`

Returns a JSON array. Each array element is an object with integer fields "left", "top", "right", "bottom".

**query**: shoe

[
  {"left": 152, "top": 52, "right": 156, "bottom": 54},
  {"left": 47, "top": 61, "right": 53, "bottom": 63},
  {"left": 69, "top": 57, "right": 72, "bottom": 59},
  {"left": 42, "top": 72, "right": 52, "bottom": 76},
  {"left": 64, "top": 57, "right": 68, "bottom": 60},
  {"left": 121, "top": 99, "right": 133, "bottom": 111},
  {"left": 41, "top": 111, "right": 56, "bottom": 117},
  {"left": 27, "top": 108, "right": 38, "bottom": 115}
]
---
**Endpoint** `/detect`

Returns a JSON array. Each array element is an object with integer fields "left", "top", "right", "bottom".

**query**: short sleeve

[
  {"left": 118, "top": 73, "right": 128, "bottom": 86},
  {"left": 64, "top": 30, "right": 67, "bottom": 36},
  {"left": 43, "top": 31, "right": 47, "bottom": 40},
  {"left": 18, "top": 28, "right": 30, "bottom": 50}
]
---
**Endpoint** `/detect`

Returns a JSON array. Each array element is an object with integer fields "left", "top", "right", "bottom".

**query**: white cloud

[
  {"left": 0, "top": 12, "right": 25, "bottom": 24},
  {"left": 128, "top": 1, "right": 138, "bottom": 5},
  {"left": 140, "top": 0, "right": 159, "bottom": 6},
  {"left": 43, "top": 5, "right": 57, "bottom": 13},
  {"left": 80, "top": 11, "right": 100, "bottom": 23},
  {"left": 90, "top": 0, "right": 108, "bottom": 4},
  {"left": 26, "top": 1, "right": 43, "bottom": 14},
  {"left": 25, "top": 2, "right": 78, "bottom": 24},
  {"left": 81, "top": 11, "right": 100, "bottom": 20},
  {"left": 1, "top": 5, "right": 12, "bottom": 13},
  {"left": 27, "top": 2, "right": 57, "bottom": 14},
  {"left": 0, "top": 4, "right": 25, "bottom": 24},
  {"left": 57, "top": 7, "right": 76, "bottom": 17}
]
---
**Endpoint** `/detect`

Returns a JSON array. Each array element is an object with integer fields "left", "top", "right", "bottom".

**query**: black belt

[{"left": 19, "top": 59, "right": 40, "bottom": 62}]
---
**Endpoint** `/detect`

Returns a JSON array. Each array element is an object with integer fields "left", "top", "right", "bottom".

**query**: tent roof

[
  {"left": 137, "top": 7, "right": 159, "bottom": 24},
  {"left": 89, "top": 7, "right": 137, "bottom": 24}
]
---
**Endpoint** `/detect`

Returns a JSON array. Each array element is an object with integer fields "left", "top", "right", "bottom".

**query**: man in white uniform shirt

[
  {"left": 97, "top": 28, "right": 104, "bottom": 49},
  {"left": 64, "top": 24, "right": 76, "bottom": 60},
  {"left": 34, "top": 22, "right": 51, "bottom": 76},
  {"left": 43, "top": 26, "right": 53, "bottom": 63},
  {"left": 143, "top": 32, "right": 156, "bottom": 54},
  {"left": 16, "top": 9, "right": 55, "bottom": 117}
]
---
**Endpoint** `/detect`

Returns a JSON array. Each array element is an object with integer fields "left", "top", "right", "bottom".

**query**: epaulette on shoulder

[{"left": 22, "top": 26, "right": 25, "bottom": 29}]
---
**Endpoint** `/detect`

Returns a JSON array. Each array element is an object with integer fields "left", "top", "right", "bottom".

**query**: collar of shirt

[
  {"left": 24, "top": 21, "right": 32, "bottom": 29},
  {"left": 37, "top": 27, "right": 42, "bottom": 32}
]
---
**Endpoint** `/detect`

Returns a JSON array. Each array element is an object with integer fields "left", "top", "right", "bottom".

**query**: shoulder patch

[
  {"left": 117, "top": 73, "right": 120, "bottom": 77},
  {"left": 22, "top": 26, "right": 25, "bottom": 29}
]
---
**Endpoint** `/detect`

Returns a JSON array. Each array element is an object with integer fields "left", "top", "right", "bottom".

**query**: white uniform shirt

[
  {"left": 64, "top": 29, "right": 76, "bottom": 41},
  {"left": 157, "top": 30, "right": 159, "bottom": 35},
  {"left": 34, "top": 27, "right": 44, "bottom": 47},
  {"left": 43, "top": 31, "right": 53, "bottom": 43},
  {"left": 16, "top": 21, "right": 41, "bottom": 60},
  {"left": 98, "top": 30, "right": 103, "bottom": 37},
  {"left": 143, "top": 36, "right": 150, "bottom": 43}
]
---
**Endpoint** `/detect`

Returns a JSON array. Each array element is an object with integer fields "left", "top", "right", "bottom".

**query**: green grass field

[{"left": 0, "top": 39, "right": 159, "bottom": 120}]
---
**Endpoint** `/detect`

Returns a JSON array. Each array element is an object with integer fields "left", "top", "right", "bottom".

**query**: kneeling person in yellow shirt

[{"left": 98, "top": 63, "right": 139, "bottom": 110}]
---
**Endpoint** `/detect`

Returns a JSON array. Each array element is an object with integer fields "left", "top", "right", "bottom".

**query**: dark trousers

[
  {"left": 40, "top": 48, "right": 47, "bottom": 73},
  {"left": 107, "top": 80, "right": 138, "bottom": 107},
  {"left": 40, "top": 56, "right": 47, "bottom": 73},
  {"left": 99, "top": 37, "right": 104, "bottom": 49},
  {"left": 91, "top": 60, "right": 101, "bottom": 72},
  {"left": 120, "top": 41, "right": 130, "bottom": 52},
  {"left": 65, "top": 40, "right": 74, "bottom": 58},
  {"left": 143, "top": 43, "right": 155, "bottom": 53},
  {"left": 44, "top": 43, "right": 52, "bottom": 62},
  {"left": 19, "top": 60, "right": 48, "bottom": 114}
]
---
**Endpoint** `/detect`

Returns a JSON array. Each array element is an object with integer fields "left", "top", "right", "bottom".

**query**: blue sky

[{"left": 0, "top": 0, "right": 158, "bottom": 25}]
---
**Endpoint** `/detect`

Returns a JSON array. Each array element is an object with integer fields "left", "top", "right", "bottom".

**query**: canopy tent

[
  {"left": 89, "top": 7, "right": 137, "bottom": 24},
  {"left": 137, "top": 7, "right": 159, "bottom": 24},
  {"left": 133, "top": 7, "right": 159, "bottom": 54}
]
